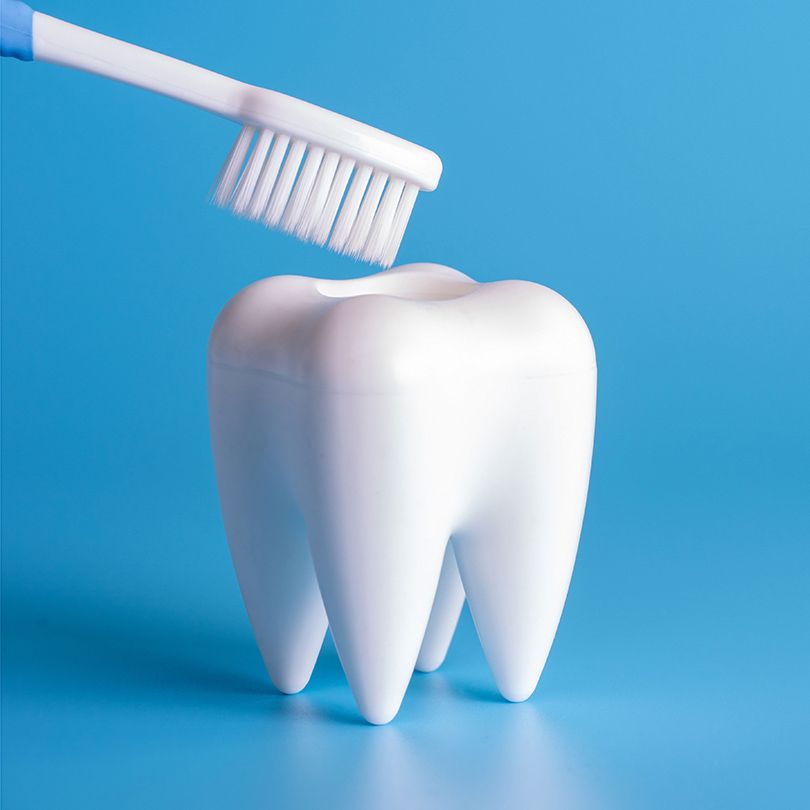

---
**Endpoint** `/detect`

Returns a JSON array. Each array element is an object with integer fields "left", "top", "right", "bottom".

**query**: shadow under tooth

[
  {"left": 264, "top": 139, "right": 307, "bottom": 227},
  {"left": 381, "top": 183, "right": 419, "bottom": 268},
  {"left": 231, "top": 129, "right": 273, "bottom": 215},
  {"left": 281, "top": 147, "right": 325, "bottom": 232},
  {"left": 297, "top": 152, "right": 340, "bottom": 239},
  {"left": 345, "top": 171, "right": 388, "bottom": 257},
  {"left": 312, "top": 156, "right": 355, "bottom": 245},
  {"left": 363, "top": 178, "right": 405, "bottom": 263},
  {"left": 248, "top": 134, "right": 289, "bottom": 220},
  {"left": 213, "top": 126, "right": 255, "bottom": 207},
  {"left": 329, "top": 165, "right": 372, "bottom": 252}
]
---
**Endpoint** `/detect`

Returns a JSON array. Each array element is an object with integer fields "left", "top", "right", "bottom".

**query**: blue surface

[{"left": 2, "top": 1, "right": 809, "bottom": 807}]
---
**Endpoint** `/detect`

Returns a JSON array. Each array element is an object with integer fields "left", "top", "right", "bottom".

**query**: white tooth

[
  {"left": 453, "top": 369, "right": 596, "bottom": 701},
  {"left": 415, "top": 543, "right": 465, "bottom": 673},
  {"left": 208, "top": 264, "right": 596, "bottom": 721},
  {"left": 301, "top": 376, "right": 455, "bottom": 724},
  {"left": 208, "top": 330, "right": 327, "bottom": 695}
]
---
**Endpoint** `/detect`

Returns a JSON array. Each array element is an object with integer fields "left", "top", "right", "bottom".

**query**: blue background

[{"left": 2, "top": 1, "right": 808, "bottom": 807}]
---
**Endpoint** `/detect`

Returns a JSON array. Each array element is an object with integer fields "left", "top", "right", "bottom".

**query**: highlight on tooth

[
  {"left": 212, "top": 127, "right": 426, "bottom": 267},
  {"left": 208, "top": 263, "right": 597, "bottom": 724}
]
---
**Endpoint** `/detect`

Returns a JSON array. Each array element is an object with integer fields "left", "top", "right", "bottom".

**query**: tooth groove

[{"left": 415, "top": 542, "right": 465, "bottom": 673}]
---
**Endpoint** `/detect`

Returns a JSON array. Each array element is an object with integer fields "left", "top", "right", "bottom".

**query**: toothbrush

[{"left": 0, "top": 0, "right": 442, "bottom": 267}]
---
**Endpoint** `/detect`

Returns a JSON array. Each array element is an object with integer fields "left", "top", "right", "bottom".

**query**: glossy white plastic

[
  {"left": 208, "top": 264, "right": 597, "bottom": 724},
  {"left": 26, "top": 9, "right": 441, "bottom": 265},
  {"left": 31, "top": 13, "right": 441, "bottom": 190}
]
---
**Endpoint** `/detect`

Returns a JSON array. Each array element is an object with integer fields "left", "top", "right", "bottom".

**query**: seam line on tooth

[{"left": 209, "top": 360, "right": 597, "bottom": 391}]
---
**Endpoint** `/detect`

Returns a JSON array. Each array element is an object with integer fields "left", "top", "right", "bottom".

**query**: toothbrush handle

[
  {"left": 2, "top": 0, "right": 444, "bottom": 189},
  {"left": 1, "top": 0, "right": 33, "bottom": 59},
  {"left": 2, "top": 0, "right": 250, "bottom": 122}
]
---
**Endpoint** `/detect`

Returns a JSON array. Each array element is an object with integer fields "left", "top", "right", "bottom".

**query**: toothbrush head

[{"left": 212, "top": 90, "right": 442, "bottom": 268}]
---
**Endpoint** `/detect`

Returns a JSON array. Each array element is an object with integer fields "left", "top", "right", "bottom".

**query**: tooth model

[{"left": 208, "top": 263, "right": 596, "bottom": 724}]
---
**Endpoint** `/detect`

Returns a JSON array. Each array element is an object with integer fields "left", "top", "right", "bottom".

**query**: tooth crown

[
  {"left": 208, "top": 263, "right": 596, "bottom": 724},
  {"left": 208, "top": 263, "right": 595, "bottom": 391}
]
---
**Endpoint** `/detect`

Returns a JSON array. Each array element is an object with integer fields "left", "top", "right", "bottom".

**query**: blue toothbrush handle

[{"left": 1, "top": 0, "right": 34, "bottom": 60}]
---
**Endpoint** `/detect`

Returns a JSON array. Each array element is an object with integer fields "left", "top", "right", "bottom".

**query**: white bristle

[
  {"left": 212, "top": 125, "right": 254, "bottom": 206},
  {"left": 247, "top": 133, "right": 289, "bottom": 220},
  {"left": 281, "top": 147, "right": 325, "bottom": 232},
  {"left": 329, "top": 164, "right": 372, "bottom": 252},
  {"left": 264, "top": 138, "right": 307, "bottom": 226},
  {"left": 231, "top": 129, "right": 273, "bottom": 215},
  {"left": 381, "top": 183, "right": 419, "bottom": 268},
  {"left": 213, "top": 127, "right": 425, "bottom": 266},
  {"left": 345, "top": 171, "right": 388, "bottom": 257},
  {"left": 312, "top": 156, "right": 355, "bottom": 245},
  {"left": 364, "top": 178, "right": 405, "bottom": 263},
  {"left": 297, "top": 151, "right": 341, "bottom": 239}
]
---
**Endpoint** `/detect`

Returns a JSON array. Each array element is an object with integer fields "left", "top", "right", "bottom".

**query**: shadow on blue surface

[
  {"left": 2, "top": 577, "right": 608, "bottom": 808},
  {"left": 2, "top": 479, "right": 808, "bottom": 808},
  {"left": 1, "top": 582, "right": 534, "bottom": 723},
  {"left": 4, "top": 590, "right": 267, "bottom": 699},
  {"left": 2, "top": 463, "right": 809, "bottom": 809}
]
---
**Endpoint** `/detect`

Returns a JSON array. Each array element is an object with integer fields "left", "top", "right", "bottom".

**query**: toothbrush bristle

[{"left": 212, "top": 126, "right": 420, "bottom": 268}]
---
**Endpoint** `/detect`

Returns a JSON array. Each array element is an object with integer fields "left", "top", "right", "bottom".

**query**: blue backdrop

[{"left": 2, "top": 1, "right": 808, "bottom": 807}]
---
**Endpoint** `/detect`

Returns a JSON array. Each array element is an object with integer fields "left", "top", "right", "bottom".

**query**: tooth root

[
  {"left": 208, "top": 368, "right": 327, "bottom": 694},
  {"left": 302, "top": 387, "right": 452, "bottom": 724},
  {"left": 415, "top": 543, "right": 465, "bottom": 673},
  {"left": 454, "top": 373, "right": 596, "bottom": 702}
]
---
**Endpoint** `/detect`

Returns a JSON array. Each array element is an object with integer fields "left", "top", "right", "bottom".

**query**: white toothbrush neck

[
  {"left": 30, "top": 12, "right": 442, "bottom": 190},
  {"left": 33, "top": 12, "right": 247, "bottom": 121}
]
